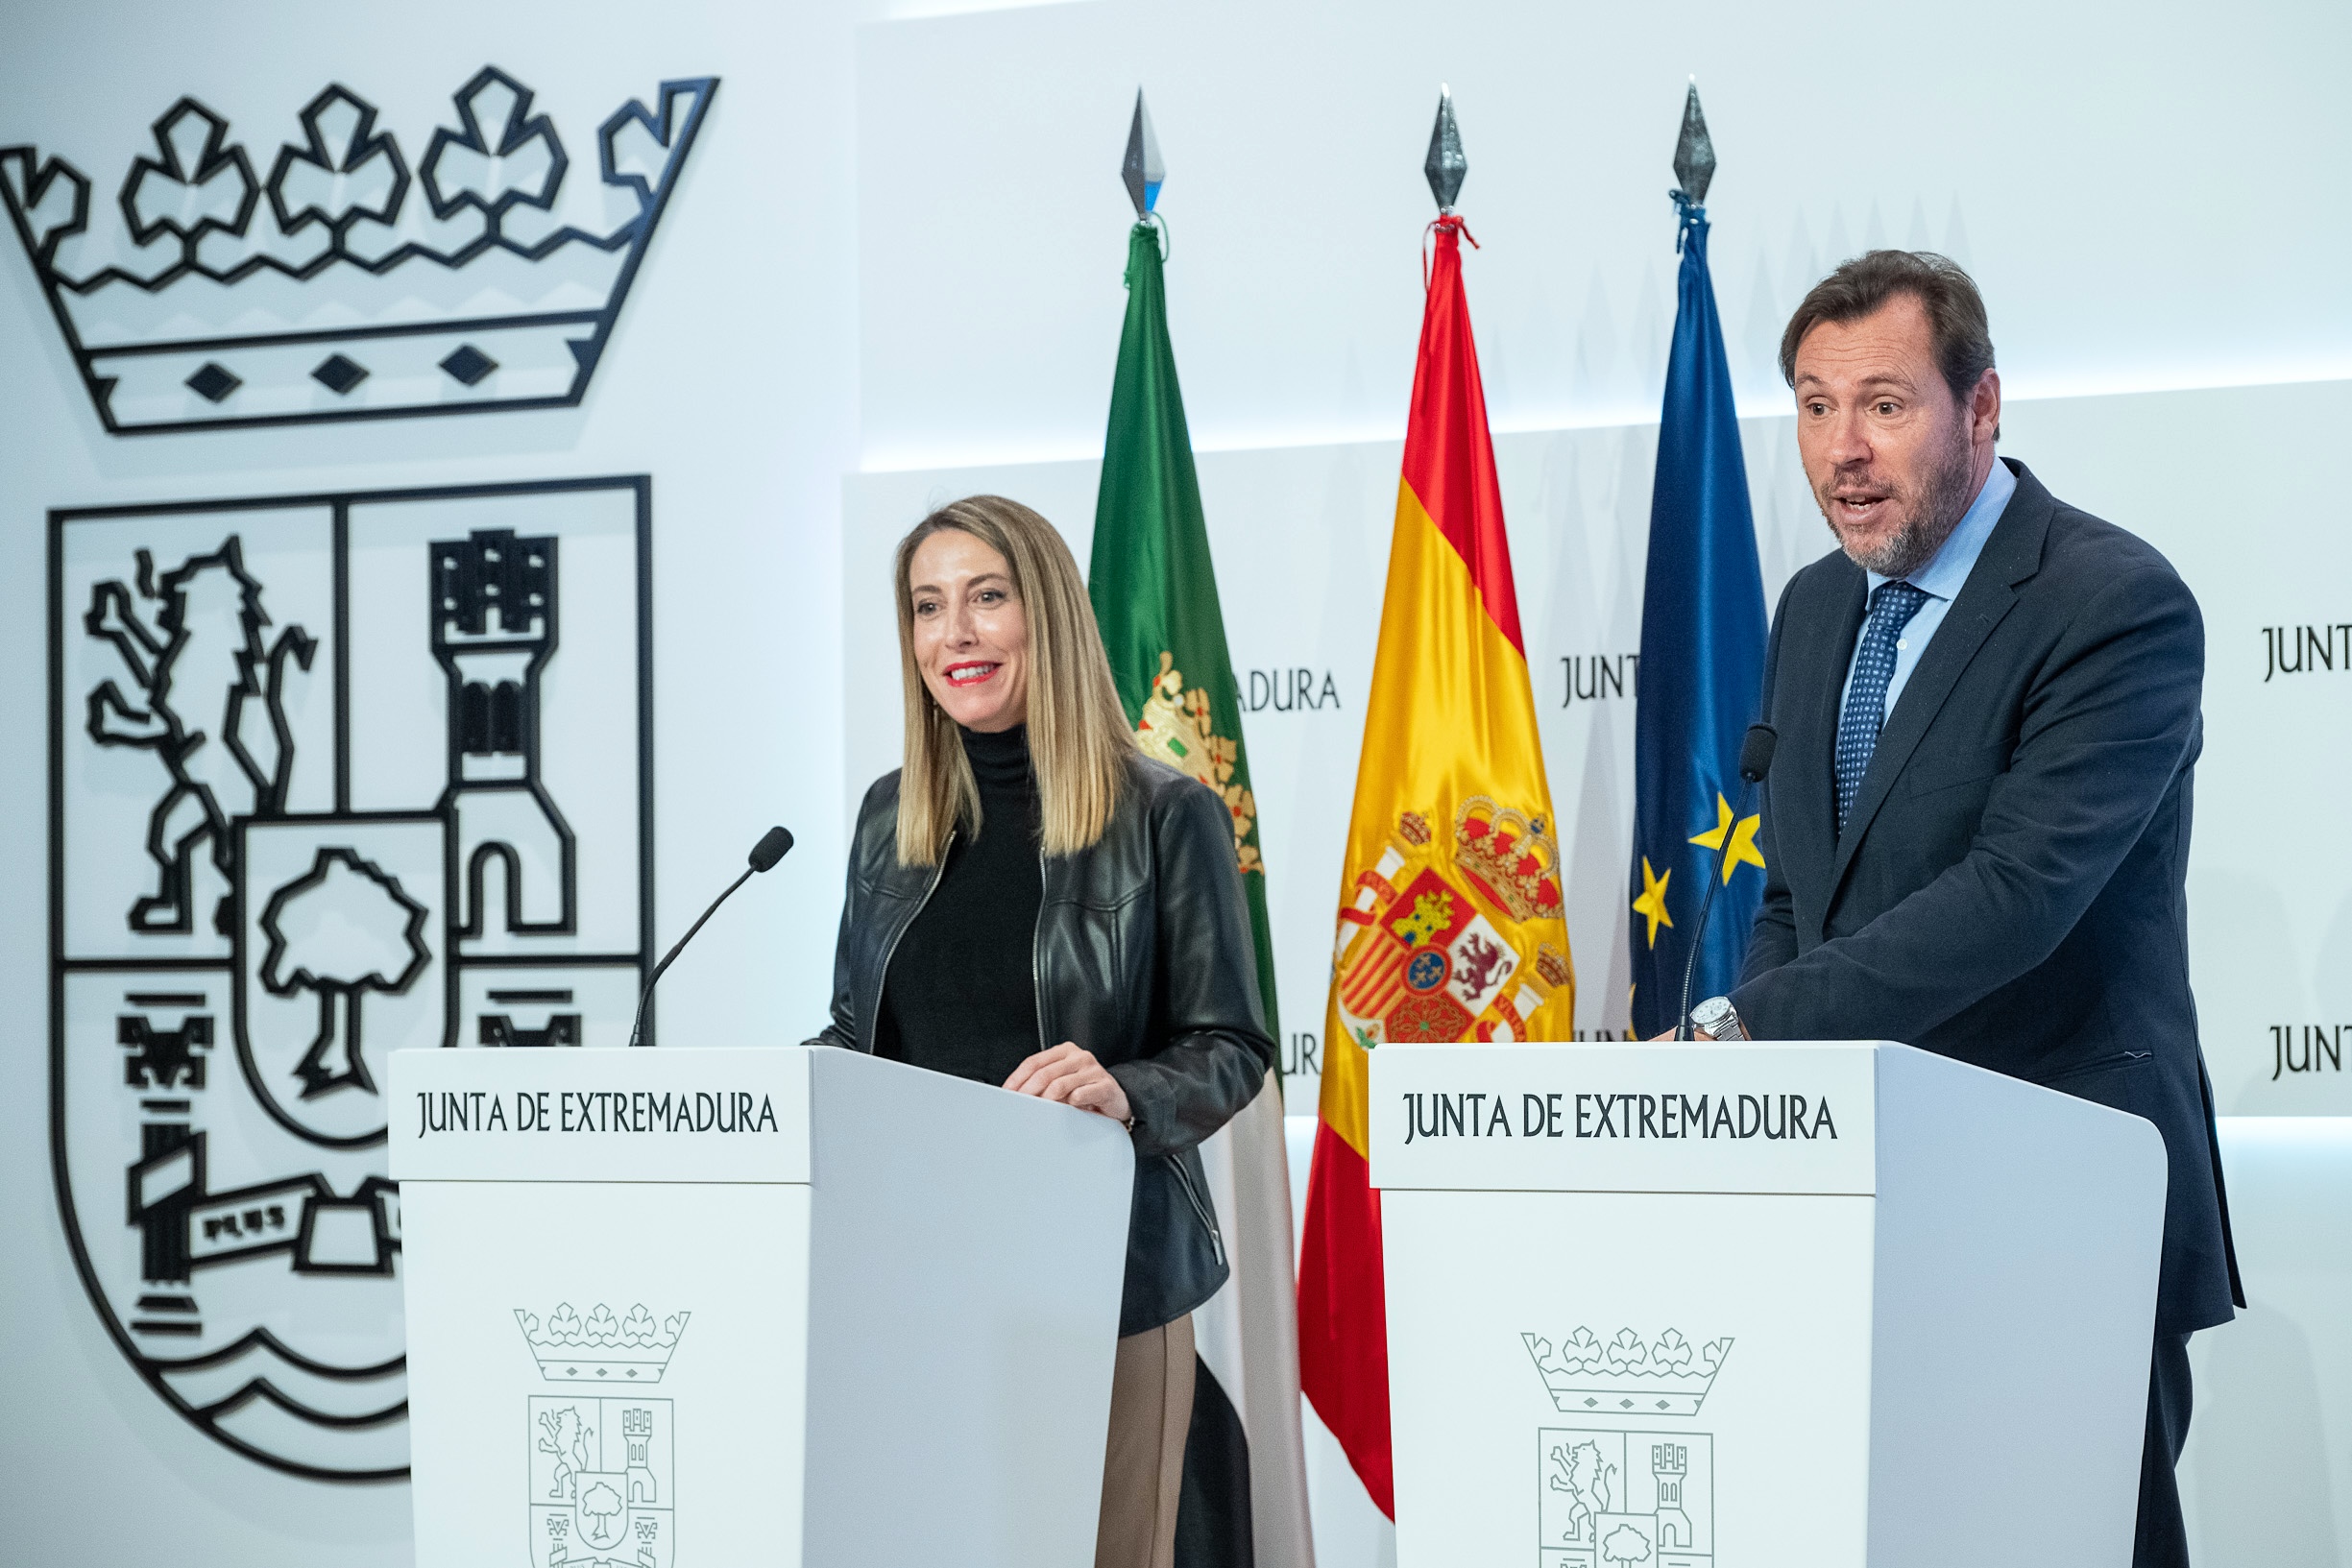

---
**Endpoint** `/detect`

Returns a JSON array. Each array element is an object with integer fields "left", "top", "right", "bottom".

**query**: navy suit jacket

[{"left": 1732, "top": 459, "right": 2242, "bottom": 1335}]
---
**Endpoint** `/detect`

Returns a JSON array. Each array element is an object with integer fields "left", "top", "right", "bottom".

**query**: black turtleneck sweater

[{"left": 873, "top": 725, "right": 1045, "bottom": 1087}]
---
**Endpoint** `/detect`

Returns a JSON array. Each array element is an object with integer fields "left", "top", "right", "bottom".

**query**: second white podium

[
  {"left": 390, "top": 1044, "right": 1134, "bottom": 1568},
  {"left": 1370, "top": 1040, "right": 2169, "bottom": 1568}
]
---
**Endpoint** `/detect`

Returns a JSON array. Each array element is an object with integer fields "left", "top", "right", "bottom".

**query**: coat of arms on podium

[
  {"left": 48, "top": 478, "right": 655, "bottom": 1479},
  {"left": 1524, "top": 1328, "right": 1727, "bottom": 1568},
  {"left": 520, "top": 1302, "right": 688, "bottom": 1568},
  {"left": 1538, "top": 1429, "right": 1714, "bottom": 1568}
]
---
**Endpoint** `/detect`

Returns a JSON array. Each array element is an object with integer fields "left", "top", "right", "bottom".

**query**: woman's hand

[{"left": 1005, "top": 1042, "right": 1133, "bottom": 1126}]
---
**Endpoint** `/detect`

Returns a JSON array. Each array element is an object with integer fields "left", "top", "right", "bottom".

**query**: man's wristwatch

[{"left": 1688, "top": 996, "right": 1746, "bottom": 1042}]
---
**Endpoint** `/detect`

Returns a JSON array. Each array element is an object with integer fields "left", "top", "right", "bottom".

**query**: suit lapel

[
  {"left": 1828, "top": 460, "right": 2053, "bottom": 897},
  {"left": 1781, "top": 567, "right": 1864, "bottom": 944}
]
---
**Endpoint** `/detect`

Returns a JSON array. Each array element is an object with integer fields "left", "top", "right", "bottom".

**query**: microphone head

[
  {"left": 748, "top": 826, "right": 794, "bottom": 872},
  {"left": 1739, "top": 723, "right": 1780, "bottom": 784}
]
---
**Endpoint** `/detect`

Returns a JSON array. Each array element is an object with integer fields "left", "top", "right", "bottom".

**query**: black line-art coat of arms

[{"left": 50, "top": 477, "right": 654, "bottom": 1479}]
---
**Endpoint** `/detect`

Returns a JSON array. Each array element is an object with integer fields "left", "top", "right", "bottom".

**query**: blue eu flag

[{"left": 1629, "top": 194, "right": 1769, "bottom": 1036}]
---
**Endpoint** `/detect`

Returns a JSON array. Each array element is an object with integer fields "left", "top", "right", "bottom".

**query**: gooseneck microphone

[
  {"left": 1676, "top": 725, "right": 1778, "bottom": 1042},
  {"left": 627, "top": 826, "right": 795, "bottom": 1048}
]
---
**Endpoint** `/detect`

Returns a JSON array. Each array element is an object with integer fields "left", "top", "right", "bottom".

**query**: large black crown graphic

[{"left": 0, "top": 67, "right": 715, "bottom": 434}]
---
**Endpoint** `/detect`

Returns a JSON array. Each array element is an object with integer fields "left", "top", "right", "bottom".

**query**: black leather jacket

[{"left": 808, "top": 753, "right": 1274, "bottom": 1335}]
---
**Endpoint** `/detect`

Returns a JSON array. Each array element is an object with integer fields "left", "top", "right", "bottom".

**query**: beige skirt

[{"left": 1095, "top": 1313, "right": 1196, "bottom": 1568}]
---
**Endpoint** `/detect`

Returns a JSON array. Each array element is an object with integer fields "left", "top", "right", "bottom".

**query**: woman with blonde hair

[{"left": 808, "top": 495, "right": 1273, "bottom": 1568}]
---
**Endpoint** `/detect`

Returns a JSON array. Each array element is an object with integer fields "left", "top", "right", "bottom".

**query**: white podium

[
  {"left": 388, "top": 1045, "right": 1134, "bottom": 1568},
  {"left": 1370, "top": 1041, "right": 2168, "bottom": 1568}
]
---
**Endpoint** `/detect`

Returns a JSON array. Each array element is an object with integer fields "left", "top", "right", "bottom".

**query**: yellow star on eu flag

[
  {"left": 1688, "top": 794, "right": 1765, "bottom": 884},
  {"left": 1632, "top": 856, "right": 1673, "bottom": 949}
]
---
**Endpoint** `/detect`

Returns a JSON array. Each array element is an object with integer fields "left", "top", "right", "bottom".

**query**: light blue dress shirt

[{"left": 1839, "top": 458, "right": 2016, "bottom": 722}]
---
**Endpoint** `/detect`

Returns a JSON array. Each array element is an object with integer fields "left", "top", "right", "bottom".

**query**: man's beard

[{"left": 1820, "top": 424, "right": 1976, "bottom": 578}]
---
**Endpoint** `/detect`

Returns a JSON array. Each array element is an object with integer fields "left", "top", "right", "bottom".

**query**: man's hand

[
  {"left": 1647, "top": 1028, "right": 1715, "bottom": 1042},
  {"left": 1004, "top": 1042, "right": 1133, "bottom": 1126}
]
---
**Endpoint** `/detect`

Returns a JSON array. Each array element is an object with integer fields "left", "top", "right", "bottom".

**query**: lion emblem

[{"left": 84, "top": 536, "right": 316, "bottom": 934}]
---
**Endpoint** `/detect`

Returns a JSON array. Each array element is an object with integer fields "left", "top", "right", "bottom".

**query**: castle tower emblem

[{"left": 432, "top": 527, "right": 574, "bottom": 936}]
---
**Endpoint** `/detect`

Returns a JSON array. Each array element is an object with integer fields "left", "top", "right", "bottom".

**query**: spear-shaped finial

[
  {"left": 1672, "top": 79, "right": 1716, "bottom": 207},
  {"left": 1424, "top": 84, "right": 1467, "bottom": 212},
  {"left": 1123, "top": 89, "right": 1164, "bottom": 217}
]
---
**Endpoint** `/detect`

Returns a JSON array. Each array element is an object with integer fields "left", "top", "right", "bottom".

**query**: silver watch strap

[{"left": 1691, "top": 996, "right": 1745, "bottom": 1041}]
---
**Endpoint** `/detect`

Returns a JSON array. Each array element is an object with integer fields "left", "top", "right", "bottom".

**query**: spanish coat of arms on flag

[{"left": 1332, "top": 797, "right": 1570, "bottom": 1049}]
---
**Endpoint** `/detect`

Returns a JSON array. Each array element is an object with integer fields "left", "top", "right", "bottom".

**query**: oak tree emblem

[{"left": 257, "top": 847, "right": 430, "bottom": 1098}]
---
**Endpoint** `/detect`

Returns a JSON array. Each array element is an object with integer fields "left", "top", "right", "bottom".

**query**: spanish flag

[{"left": 1296, "top": 213, "right": 1574, "bottom": 1516}]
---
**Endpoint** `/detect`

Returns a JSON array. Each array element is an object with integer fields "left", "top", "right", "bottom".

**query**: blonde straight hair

[{"left": 893, "top": 495, "right": 1135, "bottom": 866}]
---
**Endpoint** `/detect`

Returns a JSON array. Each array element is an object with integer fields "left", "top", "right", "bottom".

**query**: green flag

[
  {"left": 1090, "top": 200, "right": 1313, "bottom": 1568},
  {"left": 1087, "top": 221, "right": 1279, "bottom": 1045}
]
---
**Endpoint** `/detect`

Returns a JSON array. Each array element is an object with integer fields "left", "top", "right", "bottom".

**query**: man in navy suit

[{"left": 1685, "top": 251, "right": 2241, "bottom": 1566}]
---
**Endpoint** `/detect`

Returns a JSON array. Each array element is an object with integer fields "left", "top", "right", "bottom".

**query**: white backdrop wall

[{"left": 856, "top": 0, "right": 2352, "bottom": 472}]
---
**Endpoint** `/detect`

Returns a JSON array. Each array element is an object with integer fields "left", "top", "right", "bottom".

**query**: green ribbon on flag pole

[{"left": 1088, "top": 220, "right": 1281, "bottom": 1052}]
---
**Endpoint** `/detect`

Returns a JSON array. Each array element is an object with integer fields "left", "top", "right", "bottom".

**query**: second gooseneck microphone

[
  {"left": 627, "top": 826, "right": 795, "bottom": 1048},
  {"left": 1676, "top": 724, "right": 1778, "bottom": 1042}
]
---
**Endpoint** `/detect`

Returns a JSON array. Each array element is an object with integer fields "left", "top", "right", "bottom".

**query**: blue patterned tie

[{"left": 1835, "top": 581, "right": 1929, "bottom": 833}]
